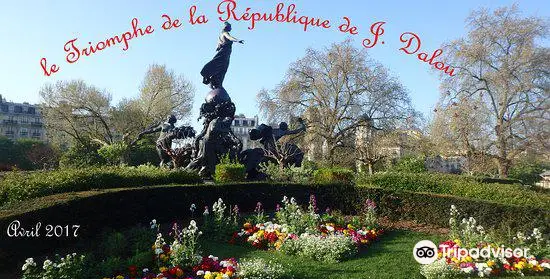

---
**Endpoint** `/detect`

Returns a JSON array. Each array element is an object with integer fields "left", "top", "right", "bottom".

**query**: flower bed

[
  {"left": 229, "top": 196, "right": 384, "bottom": 262},
  {"left": 18, "top": 194, "right": 384, "bottom": 278},
  {"left": 420, "top": 205, "right": 550, "bottom": 278}
]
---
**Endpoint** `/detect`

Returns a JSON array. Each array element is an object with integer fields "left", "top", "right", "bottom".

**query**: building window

[
  {"left": 0, "top": 104, "right": 7, "bottom": 112},
  {"left": 20, "top": 117, "right": 29, "bottom": 124},
  {"left": 14, "top": 106, "right": 23, "bottom": 113},
  {"left": 27, "top": 107, "right": 36, "bottom": 114},
  {"left": 234, "top": 120, "right": 240, "bottom": 126},
  {"left": 20, "top": 128, "right": 28, "bottom": 137},
  {"left": 242, "top": 120, "right": 248, "bottom": 126},
  {"left": 251, "top": 120, "right": 255, "bottom": 126}
]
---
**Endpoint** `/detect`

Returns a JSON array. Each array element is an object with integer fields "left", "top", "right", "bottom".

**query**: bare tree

[
  {"left": 135, "top": 64, "right": 195, "bottom": 128},
  {"left": 257, "top": 40, "right": 416, "bottom": 165},
  {"left": 262, "top": 135, "right": 304, "bottom": 172},
  {"left": 439, "top": 5, "right": 550, "bottom": 177},
  {"left": 40, "top": 80, "right": 115, "bottom": 147},
  {"left": 40, "top": 64, "right": 196, "bottom": 151},
  {"left": 430, "top": 98, "right": 497, "bottom": 175}
]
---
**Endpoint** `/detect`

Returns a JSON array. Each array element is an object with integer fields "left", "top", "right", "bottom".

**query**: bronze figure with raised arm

[
  {"left": 200, "top": 22, "right": 244, "bottom": 89},
  {"left": 133, "top": 115, "right": 177, "bottom": 167}
]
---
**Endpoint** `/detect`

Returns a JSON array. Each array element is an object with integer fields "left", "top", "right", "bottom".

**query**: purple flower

[
  {"left": 232, "top": 205, "right": 240, "bottom": 216},
  {"left": 309, "top": 194, "right": 318, "bottom": 212},
  {"left": 275, "top": 203, "right": 281, "bottom": 212},
  {"left": 255, "top": 202, "right": 263, "bottom": 214},
  {"left": 364, "top": 199, "right": 376, "bottom": 210}
]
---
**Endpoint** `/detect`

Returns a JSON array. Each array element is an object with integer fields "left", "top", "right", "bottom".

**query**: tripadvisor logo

[
  {"left": 413, "top": 240, "right": 532, "bottom": 265},
  {"left": 413, "top": 240, "right": 438, "bottom": 265}
]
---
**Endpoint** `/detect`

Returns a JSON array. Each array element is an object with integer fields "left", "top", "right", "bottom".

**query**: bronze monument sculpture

[
  {"left": 134, "top": 22, "right": 306, "bottom": 179},
  {"left": 200, "top": 22, "right": 244, "bottom": 89},
  {"left": 134, "top": 115, "right": 196, "bottom": 167},
  {"left": 186, "top": 22, "right": 245, "bottom": 178}
]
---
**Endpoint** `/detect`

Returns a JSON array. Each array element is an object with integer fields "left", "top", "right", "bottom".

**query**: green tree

[
  {"left": 390, "top": 156, "right": 427, "bottom": 173},
  {"left": 0, "top": 136, "right": 17, "bottom": 170}
]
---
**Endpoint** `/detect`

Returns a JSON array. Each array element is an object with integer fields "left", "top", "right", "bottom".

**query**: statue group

[{"left": 135, "top": 22, "right": 305, "bottom": 179}]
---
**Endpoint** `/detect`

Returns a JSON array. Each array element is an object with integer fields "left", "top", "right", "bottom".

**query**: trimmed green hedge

[
  {"left": 358, "top": 172, "right": 550, "bottom": 209},
  {"left": 0, "top": 165, "right": 201, "bottom": 206},
  {"left": 214, "top": 163, "right": 246, "bottom": 183},
  {"left": 313, "top": 168, "right": 355, "bottom": 184},
  {"left": 0, "top": 183, "right": 548, "bottom": 271}
]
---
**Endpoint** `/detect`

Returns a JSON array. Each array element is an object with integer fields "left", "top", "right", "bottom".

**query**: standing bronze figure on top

[
  {"left": 200, "top": 22, "right": 245, "bottom": 89},
  {"left": 187, "top": 22, "right": 245, "bottom": 178}
]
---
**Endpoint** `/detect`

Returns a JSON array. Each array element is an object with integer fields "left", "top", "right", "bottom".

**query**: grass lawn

[
  {"left": 203, "top": 230, "right": 439, "bottom": 279},
  {"left": 202, "top": 230, "right": 550, "bottom": 279}
]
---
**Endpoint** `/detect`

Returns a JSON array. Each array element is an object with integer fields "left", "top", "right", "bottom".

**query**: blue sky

[{"left": 0, "top": 0, "right": 548, "bottom": 129}]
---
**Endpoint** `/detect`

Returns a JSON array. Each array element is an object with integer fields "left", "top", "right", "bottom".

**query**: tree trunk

[
  {"left": 368, "top": 163, "right": 373, "bottom": 175},
  {"left": 494, "top": 124, "right": 509, "bottom": 178},
  {"left": 497, "top": 158, "right": 510, "bottom": 178}
]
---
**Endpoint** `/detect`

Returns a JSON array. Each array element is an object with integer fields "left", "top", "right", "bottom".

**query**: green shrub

[
  {"left": 215, "top": 163, "right": 246, "bottom": 183},
  {"left": 313, "top": 168, "right": 354, "bottom": 184},
  {"left": 0, "top": 165, "right": 202, "bottom": 206},
  {"left": 0, "top": 137, "right": 59, "bottom": 170},
  {"left": 59, "top": 143, "right": 105, "bottom": 168},
  {"left": 260, "top": 162, "right": 313, "bottom": 184},
  {"left": 357, "top": 172, "right": 550, "bottom": 209},
  {"left": 389, "top": 155, "right": 427, "bottom": 173},
  {"left": 128, "top": 141, "right": 160, "bottom": 166},
  {"left": 97, "top": 142, "right": 129, "bottom": 165},
  {"left": 509, "top": 160, "right": 550, "bottom": 185}
]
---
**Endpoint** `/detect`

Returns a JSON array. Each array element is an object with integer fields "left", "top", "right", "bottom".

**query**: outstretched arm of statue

[
  {"left": 223, "top": 32, "right": 244, "bottom": 44},
  {"left": 286, "top": 118, "right": 307, "bottom": 136},
  {"left": 135, "top": 124, "right": 163, "bottom": 142}
]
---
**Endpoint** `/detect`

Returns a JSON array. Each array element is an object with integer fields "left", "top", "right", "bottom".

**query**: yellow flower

[
  {"left": 451, "top": 257, "right": 459, "bottom": 264},
  {"left": 116, "top": 276, "right": 124, "bottom": 279},
  {"left": 462, "top": 256, "right": 473, "bottom": 263},
  {"left": 347, "top": 224, "right": 355, "bottom": 230},
  {"left": 204, "top": 272, "right": 214, "bottom": 279},
  {"left": 454, "top": 239, "right": 462, "bottom": 246},
  {"left": 159, "top": 267, "right": 168, "bottom": 272},
  {"left": 515, "top": 262, "right": 526, "bottom": 270},
  {"left": 487, "top": 260, "right": 496, "bottom": 268}
]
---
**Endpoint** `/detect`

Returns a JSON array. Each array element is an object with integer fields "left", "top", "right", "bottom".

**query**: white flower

[
  {"left": 22, "top": 258, "right": 36, "bottom": 271},
  {"left": 42, "top": 259, "right": 52, "bottom": 270},
  {"left": 222, "top": 274, "right": 230, "bottom": 279},
  {"left": 541, "top": 262, "right": 550, "bottom": 269},
  {"left": 143, "top": 268, "right": 149, "bottom": 273},
  {"left": 196, "top": 270, "right": 205, "bottom": 276}
]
